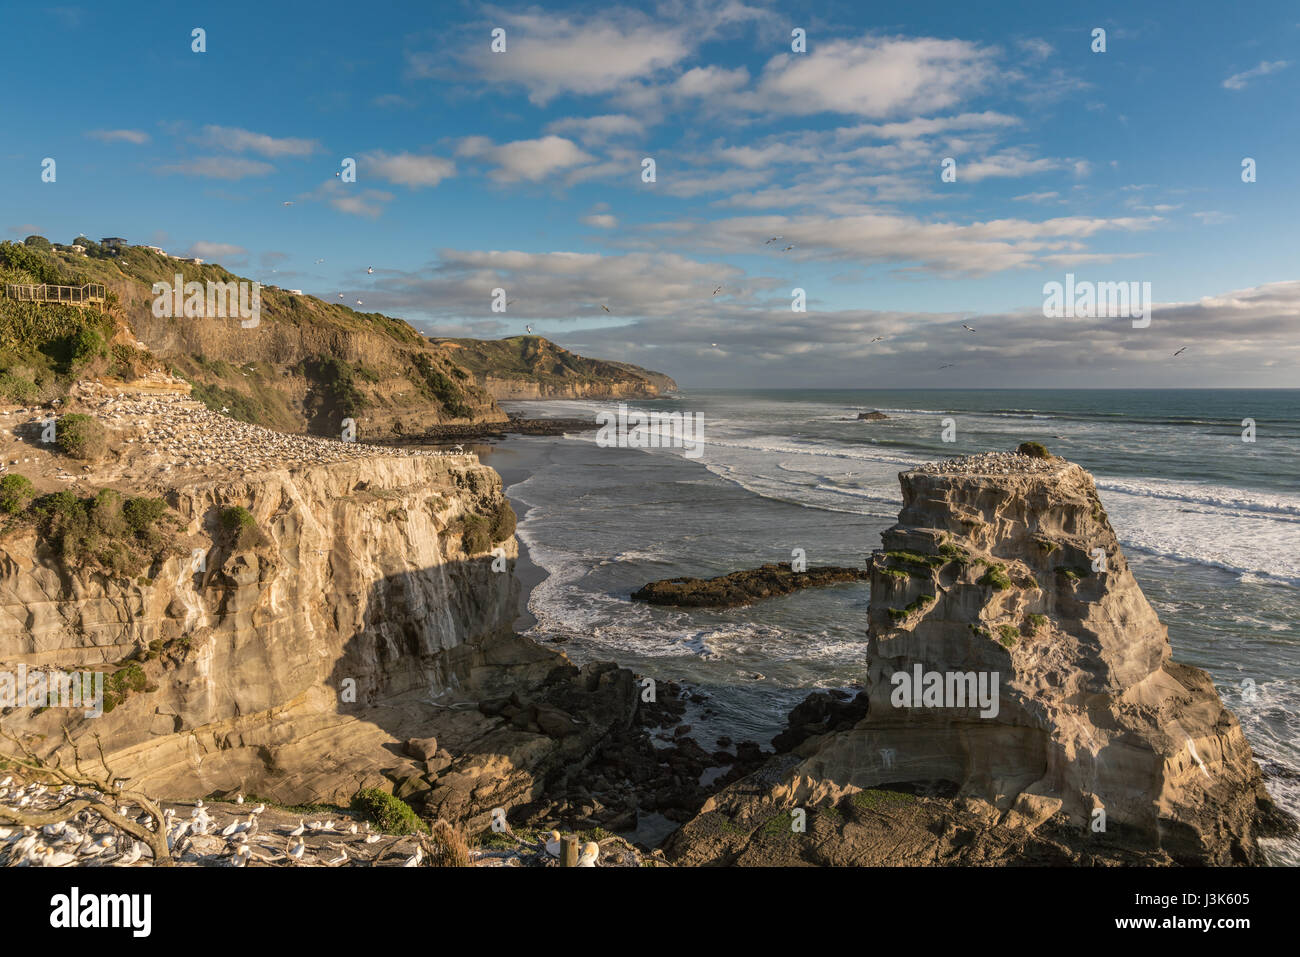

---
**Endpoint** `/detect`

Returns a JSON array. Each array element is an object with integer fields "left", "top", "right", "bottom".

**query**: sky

[{"left": 3, "top": 0, "right": 1298, "bottom": 388}]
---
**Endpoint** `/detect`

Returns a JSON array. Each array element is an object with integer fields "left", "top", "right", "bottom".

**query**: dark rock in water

[
  {"left": 771, "top": 690, "right": 869, "bottom": 752},
  {"left": 631, "top": 562, "right": 869, "bottom": 608},
  {"left": 857, "top": 411, "right": 888, "bottom": 420}
]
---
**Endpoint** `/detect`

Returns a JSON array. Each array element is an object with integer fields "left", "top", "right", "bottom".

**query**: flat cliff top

[
  {"left": 910, "top": 450, "right": 1072, "bottom": 477},
  {"left": 0, "top": 373, "right": 472, "bottom": 497}
]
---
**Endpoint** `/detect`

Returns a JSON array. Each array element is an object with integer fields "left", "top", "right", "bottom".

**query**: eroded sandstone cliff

[{"left": 667, "top": 450, "right": 1286, "bottom": 865}]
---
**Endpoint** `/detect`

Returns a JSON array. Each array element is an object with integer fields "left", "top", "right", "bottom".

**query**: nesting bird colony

[
  {"left": 914, "top": 450, "right": 1066, "bottom": 475},
  {"left": 0, "top": 775, "right": 634, "bottom": 867}
]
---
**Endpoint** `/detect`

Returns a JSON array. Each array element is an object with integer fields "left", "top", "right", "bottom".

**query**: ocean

[{"left": 492, "top": 389, "right": 1300, "bottom": 864}]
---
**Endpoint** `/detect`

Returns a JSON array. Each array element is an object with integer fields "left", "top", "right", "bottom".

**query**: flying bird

[
  {"left": 961, "top": 323, "right": 976, "bottom": 333},
  {"left": 870, "top": 336, "right": 884, "bottom": 343},
  {"left": 314, "top": 258, "right": 325, "bottom": 264},
  {"left": 781, "top": 245, "right": 795, "bottom": 252},
  {"left": 939, "top": 363, "right": 956, "bottom": 369},
  {"left": 1172, "top": 347, "right": 1187, "bottom": 357},
  {"left": 710, "top": 343, "right": 718, "bottom": 348},
  {"left": 764, "top": 236, "right": 782, "bottom": 244},
  {"left": 601, "top": 304, "right": 611, "bottom": 313},
  {"left": 525, "top": 324, "right": 532, "bottom": 334},
  {"left": 712, "top": 285, "right": 724, "bottom": 296},
  {"left": 367, "top": 266, "right": 374, "bottom": 274},
  {"left": 356, "top": 300, "right": 364, "bottom": 306},
  {"left": 282, "top": 201, "right": 294, "bottom": 206}
]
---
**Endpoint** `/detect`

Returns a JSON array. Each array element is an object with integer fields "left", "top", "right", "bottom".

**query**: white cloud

[
  {"left": 736, "top": 35, "right": 999, "bottom": 117},
  {"left": 456, "top": 135, "right": 593, "bottom": 183},
  {"left": 436, "top": 11, "right": 691, "bottom": 104},
  {"left": 546, "top": 114, "right": 646, "bottom": 144},
  {"left": 86, "top": 129, "right": 150, "bottom": 144},
  {"left": 362, "top": 151, "right": 456, "bottom": 187},
  {"left": 1223, "top": 60, "right": 1289, "bottom": 90},
  {"left": 582, "top": 213, "right": 618, "bottom": 228},
  {"left": 200, "top": 125, "right": 319, "bottom": 157}
]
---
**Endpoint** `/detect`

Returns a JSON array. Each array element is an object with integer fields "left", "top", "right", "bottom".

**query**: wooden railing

[{"left": 3, "top": 283, "right": 106, "bottom": 305}]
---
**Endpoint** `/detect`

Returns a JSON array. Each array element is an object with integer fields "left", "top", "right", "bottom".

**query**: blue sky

[{"left": 3, "top": 0, "right": 1298, "bottom": 387}]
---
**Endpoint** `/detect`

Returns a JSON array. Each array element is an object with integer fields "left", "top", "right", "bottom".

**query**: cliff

[
  {"left": 666, "top": 450, "right": 1286, "bottom": 865},
  {"left": 0, "top": 380, "right": 636, "bottom": 824},
  {"left": 434, "top": 336, "right": 676, "bottom": 400}
]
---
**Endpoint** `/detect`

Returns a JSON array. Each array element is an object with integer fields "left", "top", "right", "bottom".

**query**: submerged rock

[{"left": 631, "top": 562, "right": 869, "bottom": 609}]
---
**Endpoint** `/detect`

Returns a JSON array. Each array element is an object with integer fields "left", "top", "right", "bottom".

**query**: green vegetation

[
  {"left": 1026, "top": 613, "right": 1049, "bottom": 630},
  {"left": 978, "top": 565, "right": 1013, "bottom": 591},
  {"left": 879, "top": 566, "right": 909, "bottom": 582},
  {"left": 412, "top": 353, "right": 473, "bottom": 419},
  {"left": 997, "top": 625, "right": 1019, "bottom": 647},
  {"left": 55, "top": 413, "right": 109, "bottom": 461},
  {"left": 938, "top": 542, "right": 970, "bottom": 564},
  {"left": 102, "top": 662, "right": 155, "bottom": 714},
  {"left": 30, "top": 488, "right": 178, "bottom": 577},
  {"left": 1016, "top": 441, "right": 1051, "bottom": 459},
  {"left": 0, "top": 474, "right": 35, "bottom": 514},
  {"left": 220, "top": 505, "right": 267, "bottom": 550},
  {"left": 350, "top": 788, "right": 428, "bottom": 835},
  {"left": 852, "top": 788, "right": 917, "bottom": 811},
  {"left": 299, "top": 354, "right": 368, "bottom": 422},
  {"left": 888, "top": 593, "right": 935, "bottom": 621},
  {"left": 1034, "top": 538, "right": 1060, "bottom": 555},
  {"left": 969, "top": 623, "right": 993, "bottom": 640},
  {"left": 1056, "top": 566, "right": 1089, "bottom": 581},
  {"left": 459, "top": 499, "right": 516, "bottom": 554}
]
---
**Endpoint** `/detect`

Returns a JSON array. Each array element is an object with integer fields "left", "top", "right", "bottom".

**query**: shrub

[
  {"left": 488, "top": 499, "right": 516, "bottom": 543},
  {"left": 220, "top": 505, "right": 266, "bottom": 550},
  {"left": 997, "top": 625, "right": 1019, "bottom": 647},
  {"left": 460, "top": 513, "right": 490, "bottom": 554},
  {"left": 350, "top": 788, "right": 428, "bottom": 835},
  {"left": 1026, "top": 613, "right": 1048, "bottom": 630},
  {"left": 0, "top": 373, "right": 41, "bottom": 402},
  {"left": 55, "top": 413, "right": 109, "bottom": 461},
  {"left": 1016, "top": 441, "right": 1051, "bottom": 459},
  {"left": 122, "top": 496, "right": 168, "bottom": 534},
  {"left": 23, "top": 235, "right": 52, "bottom": 251},
  {"left": 70, "top": 327, "right": 105, "bottom": 365},
  {"left": 0, "top": 474, "right": 35, "bottom": 514},
  {"left": 978, "top": 565, "right": 1013, "bottom": 591}
]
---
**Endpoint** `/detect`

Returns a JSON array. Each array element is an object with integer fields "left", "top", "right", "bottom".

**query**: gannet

[
  {"left": 236, "top": 793, "right": 244, "bottom": 805},
  {"left": 544, "top": 830, "right": 562, "bottom": 857},
  {"left": 324, "top": 846, "right": 348, "bottom": 866},
  {"left": 367, "top": 266, "right": 374, "bottom": 274},
  {"left": 288, "top": 837, "right": 306, "bottom": 862},
  {"left": 116, "top": 841, "right": 144, "bottom": 866},
  {"left": 402, "top": 846, "right": 423, "bottom": 867},
  {"left": 576, "top": 841, "right": 599, "bottom": 867},
  {"left": 251, "top": 803, "right": 266, "bottom": 815},
  {"left": 1173, "top": 347, "right": 1187, "bottom": 357},
  {"left": 289, "top": 820, "right": 306, "bottom": 837}
]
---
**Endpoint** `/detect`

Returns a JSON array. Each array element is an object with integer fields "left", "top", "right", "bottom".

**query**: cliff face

[
  {"left": 436, "top": 336, "right": 677, "bottom": 400},
  {"left": 0, "top": 450, "right": 521, "bottom": 803},
  {"left": 668, "top": 451, "right": 1281, "bottom": 865}
]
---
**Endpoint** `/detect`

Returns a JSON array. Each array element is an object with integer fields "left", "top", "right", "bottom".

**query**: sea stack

[{"left": 668, "top": 449, "right": 1286, "bottom": 865}]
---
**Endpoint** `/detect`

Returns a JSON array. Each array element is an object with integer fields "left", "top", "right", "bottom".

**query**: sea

[{"left": 491, "top": 389, "right": 1300, "bottom": 864}]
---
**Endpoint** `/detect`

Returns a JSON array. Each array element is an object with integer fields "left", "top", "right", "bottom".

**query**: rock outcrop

[
  {"left": 632, "top": 563, "right": 869, "bottom": 608},
  {"left": 667, "top": 450, "right": 1287, "bottom": 865}
]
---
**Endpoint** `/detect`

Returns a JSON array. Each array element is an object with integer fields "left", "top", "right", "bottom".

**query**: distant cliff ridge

[{"left": 435, "top": 336, "right": 676, "bottom": 400}]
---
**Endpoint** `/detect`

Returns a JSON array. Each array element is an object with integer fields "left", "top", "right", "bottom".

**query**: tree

[
  {"left": 0, "top": 724, "right": 175, "bottom": 865},
  {"left": 23, "top": 235, "right": 51, "bottom": 251}
]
